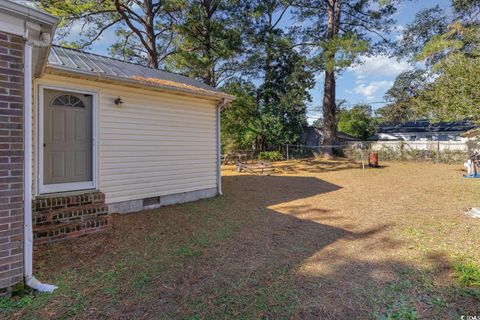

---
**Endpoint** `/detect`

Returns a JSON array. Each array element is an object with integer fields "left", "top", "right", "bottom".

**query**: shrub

[{"left": 258, "top": 151, "right": 284, "bottom": 161}]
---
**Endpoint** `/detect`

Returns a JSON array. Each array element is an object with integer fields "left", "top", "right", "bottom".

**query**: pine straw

[
  {"left": 130, "top": 76, "right": 220, "bottom": 96},
  {"left": 3, "top": 160, "right": 480, "bottom": 319}
]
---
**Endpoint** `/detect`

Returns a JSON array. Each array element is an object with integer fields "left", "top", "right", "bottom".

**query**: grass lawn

[{"left": 1, "top": 160, "right": 480, "bottom": 319}]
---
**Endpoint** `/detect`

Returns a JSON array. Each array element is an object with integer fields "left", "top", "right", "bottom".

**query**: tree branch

[
  {"left": 81, "top": 18, "right": 122, "bottom": 48},
  {"left": 114, "top": 0, "right": 151, "bottom": 55}
]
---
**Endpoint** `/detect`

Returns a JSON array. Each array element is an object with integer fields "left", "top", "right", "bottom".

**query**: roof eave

[
  {"left": 46, "top": 65, "right": 235, "bottom": 101},
  {"left": 1, "top": 0, "right": 58, "bottom": 26}
]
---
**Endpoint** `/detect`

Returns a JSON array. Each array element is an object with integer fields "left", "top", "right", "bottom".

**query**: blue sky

[
  {"left": 59, "top": 0, "right": 452, "bottom": 123},
  {"left": 307, "top": 0, "right": 452, "bottom": 122}
]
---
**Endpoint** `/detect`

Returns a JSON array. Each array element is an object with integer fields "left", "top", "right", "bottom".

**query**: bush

[{"left": 258, "top": 151, "right": 283, "bottom": 161}]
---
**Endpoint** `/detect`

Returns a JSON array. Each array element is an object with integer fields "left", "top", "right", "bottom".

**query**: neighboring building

[
  {"left": 0, "top": 0, "right": 232, "bottom": 294},
  {"left": 370, "top": 120, "right": 477, "bottom": 142},
  {"left": 300, "top": 126, "right": 361, "bottom": 146}
]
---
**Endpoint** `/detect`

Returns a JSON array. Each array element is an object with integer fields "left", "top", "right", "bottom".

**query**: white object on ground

[
  {"left": 464, "top": 159, "right": 478, "bottom": 176},
  {"left": 465, "top": 208, "right": 480, "bottom": 218},
  {"left": 25, "top": 275, "right": 58, "bottom": 293}
]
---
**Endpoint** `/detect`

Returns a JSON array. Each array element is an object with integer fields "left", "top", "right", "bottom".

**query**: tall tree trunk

[
  {"left": 322, "top": 0, "right": 340, "bottom": 158},
  {"left": 201, "top": 0, "right": 217, "bottom": 87},
  {"left": 144, "top": 0, "right": 159, "bottom": 68},
  {"left": 115, "top": 0, "right": 159, "bottom": 69},
  {"left": 322, "top": 69, "right": 336, "bottom": 153}
]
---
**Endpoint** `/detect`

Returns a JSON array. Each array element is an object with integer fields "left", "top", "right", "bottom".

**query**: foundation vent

[{"left": 143, "top": 196, "right": 160, "bottom": 207}]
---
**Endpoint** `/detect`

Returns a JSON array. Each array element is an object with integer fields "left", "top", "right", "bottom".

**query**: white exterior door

[{"left": 42, "top": 89, "right": 94, "bottom": 192}]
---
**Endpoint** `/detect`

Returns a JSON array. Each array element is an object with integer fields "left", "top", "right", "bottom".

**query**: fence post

[
  {"left": 286, "top": 144, "right": 289, "bottom": 161},
  {"left": 437, "top": 140, "right": 440, "bottom": 162},
  {"left": 361, "top": 142, "right": 365, "bottom": 171}
]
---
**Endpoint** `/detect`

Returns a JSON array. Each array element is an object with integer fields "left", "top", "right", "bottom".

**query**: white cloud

[
  {"left": 393, "top": 25, "right": 405, "bottom": 41},
  {"left": 393, "top": 25, "right": 404, "bottom": 33},
  {"left": 349, "top": 54, "right": 411, "bottom": 78},
  {"left": 353, "top": 80, "right": 393, "bottom": 101}
]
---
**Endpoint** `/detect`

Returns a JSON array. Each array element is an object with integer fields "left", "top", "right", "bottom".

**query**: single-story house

[
  {"left": 369, "top": 120, "right": 477, "bottom": 142},
  {"left": 0, "top": 1, "right": 232, "bottom": 294}
]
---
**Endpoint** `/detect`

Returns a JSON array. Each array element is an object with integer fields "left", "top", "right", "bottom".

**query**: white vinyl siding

[{"left": 35, "top": 74, "right": 218, "bottom": 204}]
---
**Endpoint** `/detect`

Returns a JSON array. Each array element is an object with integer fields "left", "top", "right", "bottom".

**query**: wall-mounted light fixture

[{"left": 114, "top": 97, "right": 123, "bottom": 106}]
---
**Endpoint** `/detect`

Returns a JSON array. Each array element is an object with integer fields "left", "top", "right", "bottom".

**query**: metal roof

[
  {"left": 378, "top": 120, "right": 477, "bottom": 134},
  {"left": 47, "top": 46, "right": 232, "bottom": 100}
]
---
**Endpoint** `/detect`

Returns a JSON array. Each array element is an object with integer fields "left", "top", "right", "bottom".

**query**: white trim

[
  {"left": 37, "top": 85, "right": 99, "bottom": 194},
  {"left": 40, "top": 181, "right": 96, "bottom": 194},
  {"left": 0, "top": 21, "right": 25, "bottom": 37},
  {"left": 216, "top": 98, "right": 228, "bottom": 195},
  {"left": 216, "top": 104, "right": 222, "bottom": 195},
  {"left": 1, "top": 0, "right": 58, "bottom": 25}
]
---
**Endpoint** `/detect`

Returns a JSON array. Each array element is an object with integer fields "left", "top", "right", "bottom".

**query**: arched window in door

[{"left": 52, "top": 95, "right": 85, "bottom": 108}]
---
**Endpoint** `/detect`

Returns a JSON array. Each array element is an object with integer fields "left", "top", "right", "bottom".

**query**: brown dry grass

[{"left": 2, "top": 160, "right": 480, "bottom": 319}]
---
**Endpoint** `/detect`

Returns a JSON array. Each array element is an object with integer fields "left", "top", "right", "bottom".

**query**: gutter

[
  {"left": 46, "top": 66, "right": 235, "bottom": 102},
  {"left": 2, "top": 0, "right": 58, "bottom": 26},
  {"left": 24, "top": 34, "right": 57, "bottom": 292}
]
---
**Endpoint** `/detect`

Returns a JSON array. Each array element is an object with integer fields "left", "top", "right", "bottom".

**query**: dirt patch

[{"left": 2, "top": 160, "right": 480, "bottom": 319}]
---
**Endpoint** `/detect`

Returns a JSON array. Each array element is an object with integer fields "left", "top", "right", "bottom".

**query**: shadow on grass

[{"left": 2, "top": 174, "right": 478, "bottom": 319}]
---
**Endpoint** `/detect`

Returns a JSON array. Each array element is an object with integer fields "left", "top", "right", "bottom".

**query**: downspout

[
  {"left": 216, "top": 98, "right": 228, "bottom": 196},
  {"left": 24, "top": 32, "right": 57, "bottom": 292}
]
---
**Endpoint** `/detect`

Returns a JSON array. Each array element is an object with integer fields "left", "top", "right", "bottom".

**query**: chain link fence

[{"left": 285, "top": 140, "right": 473, "bottom": 164}]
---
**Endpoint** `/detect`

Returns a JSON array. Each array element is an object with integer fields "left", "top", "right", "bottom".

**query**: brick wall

[
  {"left": 33, "top": 191, "right": 110, "bottom": 245},
  {"left": 0, "top": 31, "right": 25, "bottom": 293}
]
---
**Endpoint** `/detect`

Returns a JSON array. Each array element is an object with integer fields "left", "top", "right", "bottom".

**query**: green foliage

[
  {"left": 0, "top": 295, "right": 34, "bottom": 311},
  {"left": 258, "top": 151, "right": 283, "bottom": 161},
  {"left": 395, "top": 6, "right": 449, "bottom": 64},
  {"left": 453, "top": 260, "right": 480, "bottom": 287},
  {"left": 295, "top": 0, "right": 399, "bottom": 145},
  {"left": 416, "top": 22, "right": 480, "bottom": 62},
  {"left": 377, "top": 70, "right": 428, "bottom": 124},
  {"left": 167, "top": 0, "right": 242, "bottom": 86},
  {"left": 391, "top": 5, "right": 480, "bottom": 123},
  {"left": 221, "top": 79, "right": 258, "bottom": 151},
  {"left": 407, "top": 21, "right": 480, "bottom": 122},
  {"left": 35, "top": 0, "right": 184, "bottom": 68},
  {"left": 337, "top": 104, "right": 376, "bottom": 139},
  {"left": 312, "top": 33, "right": 369, "bottom": 72},
  {"left": 221, "top": 44, "right": 313, "bottom": 152},
  {"left": 414, "top": 52, "right": 480, "bottom": 121},
  {"left": 311, "top": 118, "right": 323, "bottom": 129},
  {"left": 344, "top": 143, "right": 468, "bottom": 164},
  {"left": 257, "top": 45, "right": 314, "bottom": 149},
  {"left": 384, "top": 305, "right": 419, "bottom": 320}
]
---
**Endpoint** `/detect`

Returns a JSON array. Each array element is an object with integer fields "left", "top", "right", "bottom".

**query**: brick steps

[
  {"left": 33, "top": 216, "right": 111, "bottom": 245},
  {"left": 33, "top": 203, "right": 108, "bottom": 226},
  {"left": 32, "top": 191, "right": 110, "bottom": 245}
]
